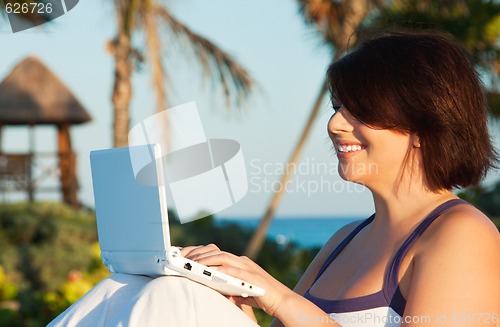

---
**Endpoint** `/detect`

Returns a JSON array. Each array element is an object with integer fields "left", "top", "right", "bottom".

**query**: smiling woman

[{"left": 48, "top": 30, "right": 500, "bottom": 327}]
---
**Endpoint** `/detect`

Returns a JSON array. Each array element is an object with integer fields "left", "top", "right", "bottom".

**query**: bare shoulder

[
  {"left": 404, "top": 204, "right": 500, "bottom": 319},
  {"left": 419, "top": 203, "right": 500, "bottom": 251},
  {"left": 415, "top": 203, "right": 500, "bottom": 265}
]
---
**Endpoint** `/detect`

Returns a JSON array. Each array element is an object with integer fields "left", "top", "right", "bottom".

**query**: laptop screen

[{"left": 90, "top": 145, "right": 171, "bottom": 252}]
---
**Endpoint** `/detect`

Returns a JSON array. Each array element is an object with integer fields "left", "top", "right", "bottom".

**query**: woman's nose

[{"left": 328, "top": 107, "right": 354, "bottom": 135}]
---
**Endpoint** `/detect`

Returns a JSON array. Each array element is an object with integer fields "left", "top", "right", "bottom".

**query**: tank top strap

[
  {"left": 384, "top": 198, "right": 469, "bottom": 299},
  {"left": 311, "top": 214, "right": 375, "bottom": 285}
]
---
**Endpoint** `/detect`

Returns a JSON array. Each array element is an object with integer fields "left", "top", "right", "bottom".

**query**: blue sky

[{"left": 1, "top": 0, "right": 499, "bottom": 218}]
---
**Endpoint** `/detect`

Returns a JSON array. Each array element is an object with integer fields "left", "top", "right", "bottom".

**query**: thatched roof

[{"left": 0, "top": 56, "right": 92, "bottom": 125}]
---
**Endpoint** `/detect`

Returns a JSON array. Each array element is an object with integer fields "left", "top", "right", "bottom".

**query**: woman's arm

[{"left": 402, "top": 209, "right": 500, "bottom": 326}]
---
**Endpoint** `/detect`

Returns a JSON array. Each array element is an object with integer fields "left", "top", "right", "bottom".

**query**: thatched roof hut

[
  {"left": 0, "top": 56, "right": 92, "bottom": 207},
  {"left": 0, "top": 56, "right": 91, "bottom": 125}
]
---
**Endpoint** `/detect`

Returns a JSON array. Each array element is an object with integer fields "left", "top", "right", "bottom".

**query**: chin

[
  {"left": 338, "top": 172, "right": 361, "bottom": 184},
  {"left": 338, "top": 170, "right": 369, "bottom": 188}
]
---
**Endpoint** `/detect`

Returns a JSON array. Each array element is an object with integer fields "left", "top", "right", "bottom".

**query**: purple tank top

[{"left": 304, "top": 199, "right": 468, "bottom": 317}]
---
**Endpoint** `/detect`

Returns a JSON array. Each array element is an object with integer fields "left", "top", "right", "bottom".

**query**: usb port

[
  {"left": 203, "top": 270, "right": 211, "bottom": 277},
  {"left": 184, "top": 263, "right": 192, "bottom": 271}
]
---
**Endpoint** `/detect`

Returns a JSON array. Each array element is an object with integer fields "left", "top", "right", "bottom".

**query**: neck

[{"left": 368, "top": 183, "right": 457, "bottom": 230}]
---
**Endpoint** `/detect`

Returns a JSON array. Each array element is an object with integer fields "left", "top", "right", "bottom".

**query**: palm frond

[
  {"left": 296, "top": 0, "right": 386, "bottom": 50},
  {"left": 297, "top": 0, "right": 342, "bottom": 45},
  {"left": 156, "top": 7, "right": 254, "bottom": 108}
]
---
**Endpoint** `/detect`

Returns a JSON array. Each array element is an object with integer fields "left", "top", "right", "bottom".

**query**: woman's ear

[{"left": 411, "top": 134, "right": 421, "bottom": 148}]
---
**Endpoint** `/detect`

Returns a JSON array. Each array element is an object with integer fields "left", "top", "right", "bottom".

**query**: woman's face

[{"left": 327, "top": 104, "right": 417, "bottom": 191}]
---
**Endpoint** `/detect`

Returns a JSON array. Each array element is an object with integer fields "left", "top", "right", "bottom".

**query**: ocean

[{"left": 215, "top": 217, "right": 361, "bottom": 249}]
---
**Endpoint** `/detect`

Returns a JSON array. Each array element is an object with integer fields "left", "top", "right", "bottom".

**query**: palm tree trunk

[
  {"left": 244, "top": 77, "right": 329, "bottom": 259},
  {"left": 111, "top": 31, "right": 133, "bottom": 148},
  {"left": 111, "top": 0, "right": 139, "bottom": 148},
  {"left": 143, "top": 4, "right": 171, "bottom": 151},
  {"left": 144, "top": 1, "right": 167, "bottom": 113}
]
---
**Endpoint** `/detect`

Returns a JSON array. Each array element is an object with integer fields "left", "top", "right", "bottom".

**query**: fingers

[
  {"left": 178, "top": 243, "right": 220, "bottom": 258},
  {"left": 179, "top": 245, "right": 200, "bottom": 257},
  {"left": 195, "top": 251, "right": 251, "bottom": 270},
  {"left": 179, "top": 245, "right": 264, "bottom": 279}
]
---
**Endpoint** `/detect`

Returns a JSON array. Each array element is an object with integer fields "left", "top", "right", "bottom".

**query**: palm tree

[
  {"left": 108, "top": 0, "right": 254, "bottom": 147},
  {"left": 244, "top": 0, "right": 385, "bottom": 260}
]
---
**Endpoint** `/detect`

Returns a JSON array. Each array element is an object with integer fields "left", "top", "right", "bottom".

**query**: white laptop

[{"left": 90, "top": 144, "right": 265, "bottom": 297}]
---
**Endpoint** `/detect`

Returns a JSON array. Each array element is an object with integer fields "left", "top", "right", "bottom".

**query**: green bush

[{"left": 0, "top": 202, "right": 107, "bottom": 327}]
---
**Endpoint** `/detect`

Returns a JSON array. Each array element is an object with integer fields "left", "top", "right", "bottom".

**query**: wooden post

[
  {"left": 57, "top": 124, "right": 79, "bottom": 207},
  {"left": 27, "top": 125, "right": 34, "bottom": 202}
]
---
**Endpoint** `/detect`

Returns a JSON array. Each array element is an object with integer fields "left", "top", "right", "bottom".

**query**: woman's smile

[{"left": 335, "top": 142, "right": 366, "bottom": 159}]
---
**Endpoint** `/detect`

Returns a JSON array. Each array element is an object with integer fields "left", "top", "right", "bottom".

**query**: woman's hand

[{"left": 179, "top": 244, "right": 294, "bottom": 317}]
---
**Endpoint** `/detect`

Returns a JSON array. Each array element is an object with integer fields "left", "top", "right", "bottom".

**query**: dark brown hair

[{"left": 327, "top": 30, "right": 498, "bottom": 191}]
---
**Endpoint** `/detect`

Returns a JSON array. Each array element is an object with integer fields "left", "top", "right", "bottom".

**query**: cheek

[{"left": 368, "top": 135, "right": 411, "bottom": 169}]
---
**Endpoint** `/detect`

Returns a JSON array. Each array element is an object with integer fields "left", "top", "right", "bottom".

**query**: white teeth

[{"left": 338, "top": 145, "right": 363, "bottom": 153}]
